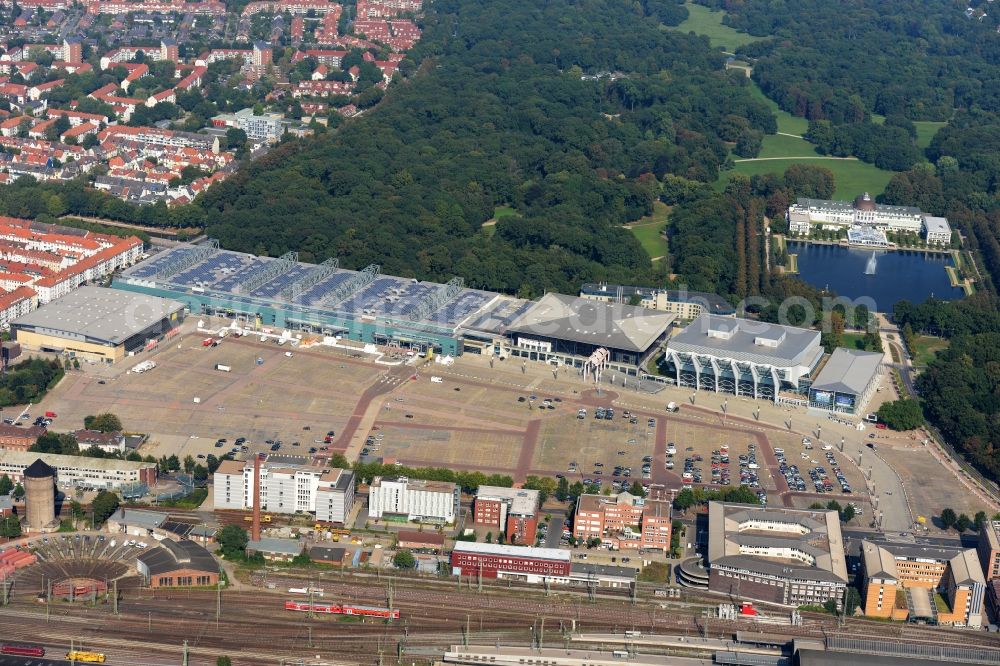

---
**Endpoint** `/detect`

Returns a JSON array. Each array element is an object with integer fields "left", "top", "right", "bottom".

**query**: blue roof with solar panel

[{"left": 114, "top": 243, "right": 504, "bottom": 353}]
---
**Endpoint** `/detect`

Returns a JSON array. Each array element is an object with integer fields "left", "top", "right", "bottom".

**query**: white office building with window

[
  {"left": 368, "top": 476, "right": 458, "bottom": 524},
  {"left": 213, "top": 458, "right": 354, "bottom": 523}
]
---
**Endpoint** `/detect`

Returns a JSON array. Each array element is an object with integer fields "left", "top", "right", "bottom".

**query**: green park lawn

[
  {"left": 748, "top": 81, "right": 810, "bottom": 136},
  {"left": 910, "top": 335, "right": 948, "bottom": 368},
  {"left": 718, "top": 157, "right": 895, "bottom": 200},
  {"left": 481, "top": 205, "right": 519, "bottom": 238},
  {"left": 913, "top": 121, "right": 947, "bottom": 150},
  {"left": 671, "top": 2, "right": 762, "bottom": 52},
  {"left": 755, "top": 132, "right": 818, "bottom": 159},
  {"left": 840, "top": 333, "right": 866, "bottom": 351},
  {"left": 628, "top": 201, "right": 670, "bottom": 261}
]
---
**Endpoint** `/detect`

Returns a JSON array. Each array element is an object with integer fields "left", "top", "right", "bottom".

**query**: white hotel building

[
  {"left": 787, "top": 193, "right": 952, "bottom": 244},
  {"left": 368, "top": 476, "right": 459, "bottom": 525},
  {"left": 213, "top": 459, "right": 355, "bottom": 524}
]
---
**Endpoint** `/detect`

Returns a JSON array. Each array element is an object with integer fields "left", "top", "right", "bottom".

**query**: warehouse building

[
  {"left": 861, "top": 540, "right": 985, "bottom": 627},
  {"left": 368, "top": 476, "right": 458, "bottom": 525},
  {"left": 11, "top": 286, "right": 185, "bottom": 363},
  {"left": 706, "top": 502, "right": 848, "bottom": 608},
  {"left": 136, "top": 538, "right": 219, "bottom": 588},
  {"left": 0, "top": 449, "right": 156, "bottom": 489},
  {"left": 807, "top": 348, "right": 883, "bottom": 415},
  {"left": 213, "top": 459, "right": 354, "bottom": 524},
  {"left": 663, "top": 315, "right": 824, "bottom": 401}
]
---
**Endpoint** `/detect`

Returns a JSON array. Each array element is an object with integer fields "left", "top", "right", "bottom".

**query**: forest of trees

[{"left": 193, "top": 0, "right": 777, "bottom": 295}]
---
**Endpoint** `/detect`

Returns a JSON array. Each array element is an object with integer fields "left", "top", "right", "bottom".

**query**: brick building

[
  {"left": 451, "top": 542, "right": 570, "bottom": 581},
  {"left": 473, "top": 486, "right": 540, "bottom": 545},
  {"left": 862, "top": 540, "right": 985, "bottom": 627},
  {"left": 136, "top": 539, "right": 219, "bottom": 588},
  {"left": 977, "top": 520, "right": 1000, "bottom": 582},
  {"left": 572, "top": 488, "right": 671, "bottom": 552},
  {"left": 0, "top": 424, "right": 45, "bottom": 452}
]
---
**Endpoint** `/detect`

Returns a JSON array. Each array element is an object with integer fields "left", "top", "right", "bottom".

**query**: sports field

[{"left": 671, "top": 2, "right": 761, "bottom": 51}]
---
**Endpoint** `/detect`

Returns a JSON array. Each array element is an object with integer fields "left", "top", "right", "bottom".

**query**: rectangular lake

[{"left": 787, "top": 241, "right": 963, "bottom": 312}]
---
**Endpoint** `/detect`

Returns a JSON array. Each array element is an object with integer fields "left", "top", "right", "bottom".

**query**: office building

[
  {"left": 580, "top": 283, "right": 735, "bottom": 319},
  {"left": 368, "top": 476, "right": 458, "bottom": 524},
  {"left": 705, "top": 502, "right": 848, "bottom": 608},
  {"left": 572, "top": 489, "right": 672, "bottom": 553},
  {"left": 473, "top": 486, "right": 540, "bottom": 545},
  {"left": 0, "top": 449, "right": 156, "bottom": 489},
  {"left": 862, "top": 540, "right": 985, "bottom": 627},
  {"left": 213, "top": 459, "right": 354, "bottom": 524}
]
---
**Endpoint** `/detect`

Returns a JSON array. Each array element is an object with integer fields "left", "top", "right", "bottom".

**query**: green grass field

[
  {"left": 755, "top": 133, "right": 818, "bottom": 159},
  {"left": 840, "top": 332, "right": 865, "bottom": 350},
  {"left": 748, "top": 80, "right": 809, "bottom": 136},
  {"left": 481, "top": 205, "right": 519, "bottom": 238},
  {"left": 671, "top": 2, "right": 762, "bottom": 51},
  {"left": 913, "top": 121, "right": 947, "bottom": 150},
  {"left": 910, "top": 335, "right": 948, "bottom": 368},
  {"left": 628, "top": 201, "right": 670, "bottom": 261},
  {"left": 718, "top": 158, "right": 895, "bottom": 200}
]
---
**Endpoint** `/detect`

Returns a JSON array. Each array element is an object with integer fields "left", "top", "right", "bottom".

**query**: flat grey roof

[
  {"left": 507, "top": 293, "right": 675, "bottom": 353},
  {"left": 707, "top": 501, "right": 847, "bottom": 584},
  {"left": 668, "top": 315, "right": 821, "bottom": 368},
  {"left": 248, "top": 537, "right": 303, "bottom": 555},
  {"left": 810, "top": 348, "right": 882, "bottom": 395},
  {"left": 12, "top": 286, "right": 184, "bottom": 345},
  {"left": 922, "top": 215, "right": 951, "bottom": 234}
]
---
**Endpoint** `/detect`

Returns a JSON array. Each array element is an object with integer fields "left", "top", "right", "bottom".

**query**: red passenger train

[
  {"left": 1, "top": 643, "right": 46, "bottom": 657},
  {"left": 284, "top": 600, "right": 400, "bottom": 619}
]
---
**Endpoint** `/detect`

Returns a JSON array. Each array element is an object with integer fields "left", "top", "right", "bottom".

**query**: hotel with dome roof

[{"left": 786, "top": 192, "right": 952, "bottom": 244}]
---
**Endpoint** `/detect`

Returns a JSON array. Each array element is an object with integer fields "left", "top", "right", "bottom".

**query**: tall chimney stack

[{"left": 251, "top": 453, "right": 263, "bottom": 542}]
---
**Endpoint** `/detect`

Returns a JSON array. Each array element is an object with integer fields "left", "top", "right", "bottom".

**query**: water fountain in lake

[{"left": 864, "top": 252, "right": 878, "bottom": 275}]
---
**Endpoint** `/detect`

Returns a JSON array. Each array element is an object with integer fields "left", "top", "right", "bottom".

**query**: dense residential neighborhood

[{"left": 0, "top": 0, "right": 422, "bottom": 204}]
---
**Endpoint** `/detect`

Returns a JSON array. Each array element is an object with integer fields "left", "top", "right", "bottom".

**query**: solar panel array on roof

[
  {"left": 299, "top": 270, "right": 356, "bottom": 306},
  {"left": 250, "top": 264, "right": 312, "bottom": 299},
  {"left": 128, "top": 247, "right": 199, "bottom": 278},
  {"left": 120, "top": 246, "right": 504, "bottom": 332}
]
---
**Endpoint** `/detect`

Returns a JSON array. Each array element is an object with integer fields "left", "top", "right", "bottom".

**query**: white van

[{"left": 430, "top": 376, "right": 443, "bottom": 383}]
